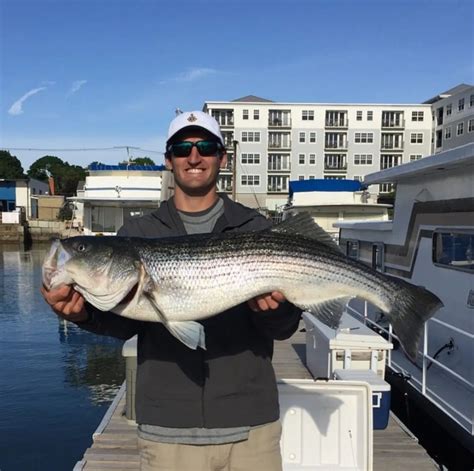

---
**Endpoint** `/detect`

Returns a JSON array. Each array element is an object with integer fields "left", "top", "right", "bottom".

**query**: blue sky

[{"left": 1, "top": 0, "right": 472, "bottom": 170}]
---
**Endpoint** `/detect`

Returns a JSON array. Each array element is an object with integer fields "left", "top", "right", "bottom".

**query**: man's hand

[
  {"left": 41, "top": 284, "right": 88, "bottom": 323},
  {"left": 248, "top": 291, "right": 286, "bottom": 312}
]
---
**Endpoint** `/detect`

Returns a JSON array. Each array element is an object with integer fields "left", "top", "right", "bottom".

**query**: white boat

[{"left": 335, "top": 143, "right": 474, "bottom": 469}]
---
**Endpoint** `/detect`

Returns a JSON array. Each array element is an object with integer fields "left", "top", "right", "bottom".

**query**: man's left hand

[{"left": 248, "top": 291, "right": 286, "bottom": 312}]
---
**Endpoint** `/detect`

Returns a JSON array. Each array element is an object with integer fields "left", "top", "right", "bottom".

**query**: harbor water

[{"left": 0, "top": 246, "right": 125, "bottom": 471}]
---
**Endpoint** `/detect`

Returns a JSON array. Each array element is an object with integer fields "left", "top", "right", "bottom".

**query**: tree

[
  {"left": 0, "top": 150, "right": 25, "bottom": 179},
  {"left": 27, "top": 155, "right": 86, "bottom": 196}
]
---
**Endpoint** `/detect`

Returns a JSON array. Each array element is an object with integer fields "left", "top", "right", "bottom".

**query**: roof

[
  {"left": 289, "top": 179, "right": 363, "bottom": 196},
  {"left": 422, "top": 83, "right": 473, "bottom": 104},
  {"left": 88, "top": 163, "right": 166, "bottom": 172},
  {"left": 363, "top": 143, "right": 474, "bottom": 184},
  {"left": 231, "top": 95, "right": 274, "bottom": 103}
]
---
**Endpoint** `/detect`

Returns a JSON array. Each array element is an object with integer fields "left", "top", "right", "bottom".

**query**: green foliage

[
  {"left": 27, "top": 155, "right": 86, "bottom": 196},
  {"left": 57, "top": 204, "right": 73, "bottom": 221},
  {"left": 0, "top": 150, "right": 25, "bottom": 179}
]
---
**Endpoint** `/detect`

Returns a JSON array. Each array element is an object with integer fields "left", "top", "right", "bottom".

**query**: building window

[
  {"left": 468, "top": 119, "right": 474, "bottom": 133},
  {"left": 309, "top": 154, "right": 316, "bottom": 164},
  {"left": 308, "top": 175, "right": 315, "bottom": 180},
  {"left": 268, "top": 154, "right": 291, "bottom": 171},
  {"left": 353, "top": 175, "right": 362, "bottom": 181},
  {"left": 302, "top": 110, "right": 314, "bottom": 120},
  {"left": 324, "top": 175, "right": 344, "bottom": 180},
  {"left": 299, "top": 132, "right": 306, "bottom": 143},
  {"left": 211, "top": 109, "right": 234, "bottom": 126},
  {"left": 411, "top": 111, "right": 424, "bottom": 121},
  {"left": 268, "top": 132, "right": 291, "bottom": 148},
  {"left": 354, "top": 154, "right": 373, "bottom": 165},
  {"left": 243, "top": 109, "right": 249, "bottom": 120},
  {"left": 470, "top": 94, "right": 474, "bottom": 107},
  {"left": 367, "top": 111, "right": 373, "bottom": 121},
  {"left": 446, "top": 104, "right": 452, "bottom": 116},
  {"left": 298, "top": 154, "right": 305, "bottom": 164},
  {"left": 253, "top": 110, "right": 259, "bottom": 120},
  {"left": 91, "top": 206, "right": 117, "bottom": 233},
  {"left": 457, "top": 123, "right": 464, "bottom": 135},
  {"left": 298, "top": 175, "right": 305, "bottom": 181},
  {"left": 381, "top": 155, "right": 401, "bottom": 169},
  {"left": 241, "top": 175, "right": 260, "bottom": 186},
  {"left": 445, "top": 127, "right": 452, "bottom": 139},
  {"left": 410, "top": 133, "right": 423, "bottom": 144},
  {"left": 410, "top": 154, "right": 422, "bottom": 161},
  {"left": 241, "top": 153, "right": 260, "bottom": 164},
  {"left": 354, "top": 132, "right": 374, "bottom": 143},
  {"left": 268, "top": 175, "right": 289, "bottom": 192},
  {"left": 458, "top": 98, "right": 465, "bottom": 112},
  {"left": 309, "top": 132, "right": 316, "bottom": 143},
  {"left": 217, "top": 175, "right": 233, "bottom": 192},
  {"left": 356, "top": 111, "right": 363, "bottom": 121},
  {"left": 241, "top": 131, "right": 260, "bottom": 142}
]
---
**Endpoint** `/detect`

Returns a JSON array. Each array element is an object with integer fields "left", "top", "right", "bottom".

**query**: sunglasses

[{"left": 168, "top": 140, "right": 223, "bottom": 158}]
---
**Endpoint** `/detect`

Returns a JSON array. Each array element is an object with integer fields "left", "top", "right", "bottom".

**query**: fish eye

[{"left": 77, "top": 243, "right": 87, "bottom": 252}]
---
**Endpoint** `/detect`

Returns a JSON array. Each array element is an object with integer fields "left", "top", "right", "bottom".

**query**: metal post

[{"left": 232, "top": 140, "right": 238, "bottom": 201}]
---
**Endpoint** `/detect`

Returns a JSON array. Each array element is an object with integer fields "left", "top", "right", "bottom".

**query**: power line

[{"left": 0, "top": 146, "right": 164, "bottom": 155}]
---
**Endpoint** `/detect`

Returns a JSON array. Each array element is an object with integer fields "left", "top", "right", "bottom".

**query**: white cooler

[{"left": 303, "top": 312, "right": 393, "bottom": 379}]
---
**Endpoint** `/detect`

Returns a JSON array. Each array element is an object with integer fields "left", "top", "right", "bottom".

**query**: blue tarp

[
  {"left": 88, "top": 163, "right": 166, "bottom": 171},
  {"left": 289, "top": 179, "right": 363, "bottom": 196}
]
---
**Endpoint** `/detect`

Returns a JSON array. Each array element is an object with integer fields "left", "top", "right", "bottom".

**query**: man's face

[{"left": 165, "top": 130, "right": 227, "bottom": 196}]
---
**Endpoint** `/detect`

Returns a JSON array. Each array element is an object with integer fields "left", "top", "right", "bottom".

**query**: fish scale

[{"left": 43, "top": 213, "right": 443, "bottom": 360}]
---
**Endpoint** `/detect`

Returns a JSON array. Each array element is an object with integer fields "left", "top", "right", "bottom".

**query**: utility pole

[{"left": 232, "top": 140, "right": 238, "bottom": 201}]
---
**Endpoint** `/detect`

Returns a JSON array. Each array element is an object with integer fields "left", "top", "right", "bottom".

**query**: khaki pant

[{"left": 138, "top": 421, "right": 283, "bottom": 471}]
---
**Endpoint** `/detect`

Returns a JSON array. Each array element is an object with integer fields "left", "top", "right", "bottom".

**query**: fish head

[{"left": 42, "top": 236, "right": 141, "bottom": 312}]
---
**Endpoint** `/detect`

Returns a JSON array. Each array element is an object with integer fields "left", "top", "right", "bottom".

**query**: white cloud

[
  {"left": 159, "top": 67, "right": 217, "bottom": 85},
  {"left": 68, "top": 80, "right": 88, "bottom": 96},
  {"left": 8, "top": 87, "right": 47, "bottom": 116}
]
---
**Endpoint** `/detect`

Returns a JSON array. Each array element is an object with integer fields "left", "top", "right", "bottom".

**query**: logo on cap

[{"left": 187, "top": 113, "right": 198, "bottom": 122}]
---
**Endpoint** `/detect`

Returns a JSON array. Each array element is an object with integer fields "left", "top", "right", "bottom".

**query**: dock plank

[{"left": 78, "top": 325, "right": 437, "bottom": 470}]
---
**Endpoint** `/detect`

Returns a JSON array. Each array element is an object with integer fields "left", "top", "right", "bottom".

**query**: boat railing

[{"left": 346, "top": 301, "right": 474, "bottom": 435}]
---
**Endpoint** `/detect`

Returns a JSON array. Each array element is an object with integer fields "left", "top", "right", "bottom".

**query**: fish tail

[{"left": 388, "top": 282, "right": 443, "bottom": 362}]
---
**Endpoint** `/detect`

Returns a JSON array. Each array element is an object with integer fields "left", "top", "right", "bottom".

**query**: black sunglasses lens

[
  {"left": 171, "top": 142, "right": 193, "bottom": 157},
  {"left": 196, "top": 141, "right": 219, "bottom": 156}
]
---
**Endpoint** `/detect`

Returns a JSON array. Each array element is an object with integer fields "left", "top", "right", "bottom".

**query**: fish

[{"left": 42, "top": 213, "right": 443, "bottom": 361}]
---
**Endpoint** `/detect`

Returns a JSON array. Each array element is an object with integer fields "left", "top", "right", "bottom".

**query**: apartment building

[
  {"left": 203, "top": 96, "right": 432, "bottom": 210},
  {"left": 424, "top": 84, "right": 474, "bottom": 153}
]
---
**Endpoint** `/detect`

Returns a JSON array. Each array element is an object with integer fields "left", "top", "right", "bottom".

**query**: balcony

[
  {"left": 381, "top": 142, "right": 404, "bottom": 151},
  {"left": 324, "top": 163, "right": 348, "bottom": 172},
  {"left": 267, "top": 186, "right": 287, "bottom": 193},
  {"left": 381, "top": 119, "right": 405, "bottom": 130},
  {"left": 268, "top": 142, "right": 291, "bottom": 150},
  {"left": 268, "top": 118, "right": 292, "bottom": 128},
  {"left": 324, "top": 142, "right": 348, "bottom": 151},
  {"left": 325, "top": 119, "right": 348, "bottom": 129},
  {"left": 267, "top": 166, "right": 291, "bottom": 173}
]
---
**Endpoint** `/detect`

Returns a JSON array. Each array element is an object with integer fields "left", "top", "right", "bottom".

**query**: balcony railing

[
  {"left": 268, "top": 118, "right": 291, "bottom": 128},
  {"left": 324, "top": 142, "right": 348, "bottom": 151},
  {"left": 268, "top": 166, "right": 291, "bottom": 172},
  {"left": 268, "top": 142, "right": 291, "bottom": 149},
  {"left": 381, "top": 119, "right": 405, "bottom": 129},
  {"left": 324, "top": 163, "right": 348, "bottom": 171},
  {"left": 325, "top": 119, "right": 349, "bottom": 129},
  {"left": 381, "top": 142, "right": 404, "bottom": 150},
  {"left": 267, "top": 186, "right": 287, "bottom": 193}
]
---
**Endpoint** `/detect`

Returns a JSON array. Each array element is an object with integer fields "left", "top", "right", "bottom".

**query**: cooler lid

[{"left": 334, "top": 369, "right": 391, "bottom": 391}]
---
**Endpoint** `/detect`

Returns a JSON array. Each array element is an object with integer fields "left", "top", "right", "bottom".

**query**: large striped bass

[{"left": 42, "top": 213, "right": 442, "bottom": 361}]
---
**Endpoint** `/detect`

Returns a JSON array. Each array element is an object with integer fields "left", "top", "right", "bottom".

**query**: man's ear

[
  {"left": 219, "top": 152, "right": 228, "bottom": 169},
  {"left": 165, "top": 156, "right": 173, "bottom": 171}
]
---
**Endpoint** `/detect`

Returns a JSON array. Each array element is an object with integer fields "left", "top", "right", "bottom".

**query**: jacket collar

[{"left": 150, "top": 193, "right": 256, "bottom": 234}]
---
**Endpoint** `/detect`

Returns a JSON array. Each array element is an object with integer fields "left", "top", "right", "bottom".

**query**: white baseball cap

[{"left": 167, "top": 111, "right": 224, "bottom": 146}]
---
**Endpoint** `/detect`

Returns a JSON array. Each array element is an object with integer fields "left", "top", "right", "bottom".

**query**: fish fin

[
  {"left": 167, "top": 321, "right": 206, "bottom": 350},
  {"left": 387, "top": 283, "right": 443, "bottom": 363},
  {"left": 297, "top": 297, "right": 352, "bottom": 329},
  {"left": 144, "top": 291, "right": 206, "bottom": 350},
  {"left": 272, "top": 212, "right": 343, "bottom": 253}
]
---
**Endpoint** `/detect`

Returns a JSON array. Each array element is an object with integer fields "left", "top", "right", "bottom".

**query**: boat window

[
  {"left": 91, "top": 206, "right": 117, "bottom": 233},
  {"left": 346, "top": 241, "right": 359, "bottom": 259},
  {"left": 433, "top": 231, "right": 474, "bottom": 272}
]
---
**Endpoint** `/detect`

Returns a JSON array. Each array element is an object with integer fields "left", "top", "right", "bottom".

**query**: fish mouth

[{"left": 42, "top": 239, "right": 72, "bottom": 289}]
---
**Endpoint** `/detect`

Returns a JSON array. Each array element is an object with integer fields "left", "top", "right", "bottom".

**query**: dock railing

[{"left": 346, "top": 301, "right": 474, "bottom": 436}]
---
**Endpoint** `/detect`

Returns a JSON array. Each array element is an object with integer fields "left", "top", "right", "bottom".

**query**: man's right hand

[{"left": 41, "top": 284, "right": 88, "bottom": 323}]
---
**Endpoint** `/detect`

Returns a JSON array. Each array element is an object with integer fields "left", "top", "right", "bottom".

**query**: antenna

[{"left": 175, "top": 108, "right": 183, "bottom": 116}]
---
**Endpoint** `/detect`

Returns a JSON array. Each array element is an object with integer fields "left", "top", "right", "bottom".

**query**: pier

[{"left": 74, "top": 327, "right": 438, "bottom": 470}]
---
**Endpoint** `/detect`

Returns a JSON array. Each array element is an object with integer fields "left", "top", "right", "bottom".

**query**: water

[{"left": 0, "top": 246, "right": 125, "bottom": 471}]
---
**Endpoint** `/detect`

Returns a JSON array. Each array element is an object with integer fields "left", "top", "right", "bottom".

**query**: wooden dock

[{"left": 74, "top": 328, "right": 438, "bottom": 470}]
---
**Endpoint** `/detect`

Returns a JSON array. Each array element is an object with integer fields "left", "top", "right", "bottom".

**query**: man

[{"left": 42, "top": 111, "right": 302, "bottom": 470}]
